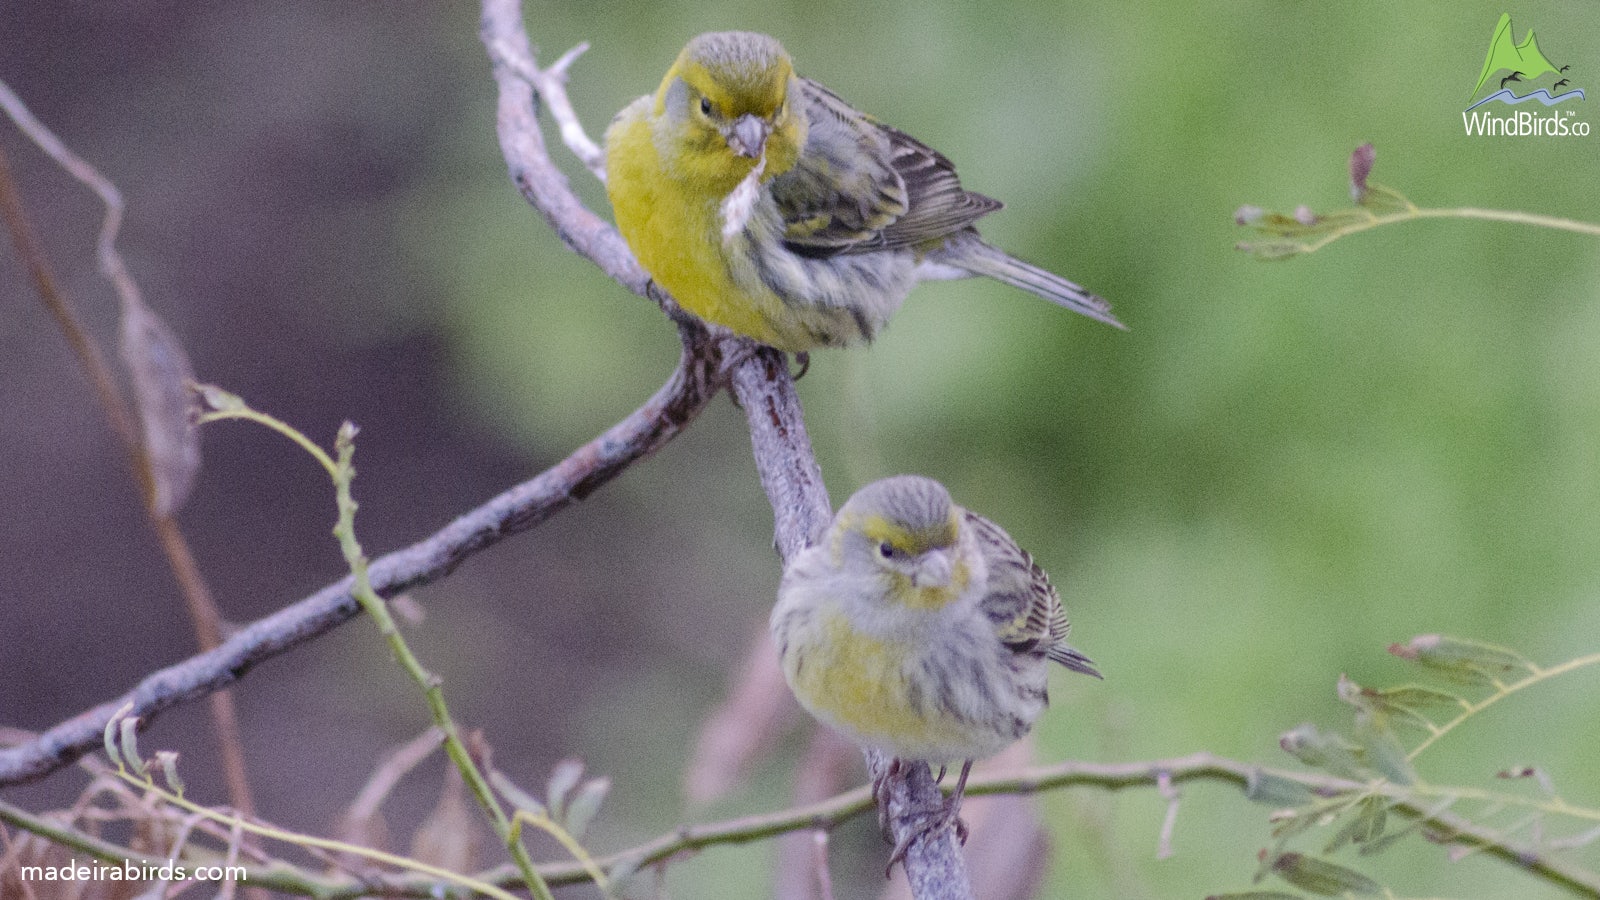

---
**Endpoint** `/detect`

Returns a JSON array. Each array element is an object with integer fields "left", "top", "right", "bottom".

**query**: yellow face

[
  {"left": 654, "top": 32, "right": 807, "bottom": 183},
  {"left": 839, "top": 508, "right": 970, "bottom": 610}
]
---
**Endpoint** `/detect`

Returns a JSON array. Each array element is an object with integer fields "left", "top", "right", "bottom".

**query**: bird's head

[
  {"left": 655, "top": 32, "right": 806, "bottom": 184},
  {"left": 834, "top": 476, "right": 971, "bottom": 608}
]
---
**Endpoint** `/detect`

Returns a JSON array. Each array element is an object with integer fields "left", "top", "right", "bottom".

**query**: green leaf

[
  {"left": 1245, "top": 769, "right": 1317, "bottom": 807},
  {"left": 193, "top": 382, "right": 247, "bottom": 413},
  {"left": 1354, "top": 722, "right": 1415, "bottom": 785},
  {"left": 1389, "top": 635, "right": 1532, "bottom": 686},
  {"left": 1324, "top": 796, "right": 1388, "bottom": 854},
  {"left": 1269, "top": 808, "right": 1322, "bottom": 844},
  {"left": 1356, "top": 183, "right": 1411, "bottom": 214},
  {"left": 119, "top": 715, "right": 149, "bottom": 779},
  {"left": 546, "top": 757, "right": 585, "bottom": 818},
  {"left": 1356, "top": 826, "right": 1411, "bottom": 857},
  {"left": 103, "top": 703, "right": 129, "bottom": 772},
  {"left": 1270, "top": 853, "right": 1383, "bottom": 896},
  {"left": 489, "top": 769, "right": 547, "bottom": 818},
  {"left": 155, "top": 750, "right": 185, "bottom": 797},
  {"left": 1360, "top": 684, "right": 1466, "bottom": 731},
  {"left": 1279, "top": 723, "right": 1367, "bottom": 779},
  {"left": 1236, "top": 239, "right": 1309, "bottom": 260},
  {"left": 563, "top": 776, "right": 610, "bottom": 839}
]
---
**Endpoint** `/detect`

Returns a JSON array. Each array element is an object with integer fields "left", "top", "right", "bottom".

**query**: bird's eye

[
  {"left": 699, "top": 96, "right": 713, "bottom": 116},
  {"left": 878, "top": 542, "right": 896, "bottom": 559}
]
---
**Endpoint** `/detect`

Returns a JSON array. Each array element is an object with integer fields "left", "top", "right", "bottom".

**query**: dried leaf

[
  {"left": 119, "top": 299, "right": 200, "bottom": 515},
  {"left": 410, "top": 765, "right": 481, "bottom": 872},
  {"left": 336, "top": 728, "right": 444, "bottom": 856}
]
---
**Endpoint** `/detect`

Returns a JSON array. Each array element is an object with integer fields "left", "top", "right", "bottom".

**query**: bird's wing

[
  {"left": 967, "top": 511, "right": 1101, "bottom": 678},
  {"left": 769, "top": 79, "right": 1001, "bottom": 257}
]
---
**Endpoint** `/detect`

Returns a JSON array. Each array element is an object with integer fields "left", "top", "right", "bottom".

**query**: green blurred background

[{"left": 3, "top": 1, "right": 1598, "bottom": 897}]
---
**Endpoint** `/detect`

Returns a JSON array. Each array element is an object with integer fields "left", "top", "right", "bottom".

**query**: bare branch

[
  {"left": 482, "top": 11, "right": 642, "bottom": 298},
  {"left": 477, "top": 2, "right": 978, "bottom": 894},
  {"left": 0, "top": 321, "right": 723, "bottom": 787}
]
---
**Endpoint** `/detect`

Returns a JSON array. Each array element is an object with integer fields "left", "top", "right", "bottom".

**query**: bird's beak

[
  {"left": 911, "top": 548, "right": 953, "bottom": 589},
  {"left": 727, "top": 114, "right": 769, "bottom": 159}
]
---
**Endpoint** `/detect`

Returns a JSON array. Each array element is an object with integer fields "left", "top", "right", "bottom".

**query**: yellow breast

[
  {"left": 604, "top": 108, "right": 792, "bottom": 347},
  {"left": 783, "top": 608, "right": 995, "bottom": 761}
]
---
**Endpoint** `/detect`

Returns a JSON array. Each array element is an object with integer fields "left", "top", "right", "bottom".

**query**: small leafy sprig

[
  {"left": 1234, "top": 143, "right": 1600, "bottom": 259},
  {"left": 1211, "top": 635, "right": 1600, "bottom": 900},
  {"left": 193, "top": 387, "right": 612, "bottom": 900}
]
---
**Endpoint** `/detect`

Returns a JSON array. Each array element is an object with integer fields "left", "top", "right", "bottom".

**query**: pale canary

[
  {"left": 604, "top": 31, "right": 1120, "bottom": 352},
  {"left": 770, "top": 475, "right": 1100, "bottom": 860}
]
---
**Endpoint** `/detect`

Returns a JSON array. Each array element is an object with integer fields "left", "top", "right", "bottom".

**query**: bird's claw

[
  {"left": 876, "top": 758, "right": 971, "bottom": 878},
  {"left": 883, "top": 796, "right": 969, "bottom": 877}
]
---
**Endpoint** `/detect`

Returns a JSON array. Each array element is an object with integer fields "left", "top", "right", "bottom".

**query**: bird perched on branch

[
  {"left": 604, "top": 31, "right": 1120, "bottom": 353},
  {"left": 770, "top": 475, "right": 1100, "bottom": 866}
]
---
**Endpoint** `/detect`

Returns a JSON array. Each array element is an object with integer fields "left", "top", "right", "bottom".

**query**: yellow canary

[
  {"left": 604, "top": 31, "right": 1120, "bottom": 352},
  {"left": 770, "top": 475, "right": 1099, "bottom": 856}
]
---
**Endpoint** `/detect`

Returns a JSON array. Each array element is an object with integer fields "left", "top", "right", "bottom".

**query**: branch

[
  {"left": 0, "top": 320, "right": 722, "bottom": 788},
  {"left": 479, "top": 3, "right": 975, "bottom": 895},
  {"left": 10, "top": 753, "right": 1594, "bottom": 899}
]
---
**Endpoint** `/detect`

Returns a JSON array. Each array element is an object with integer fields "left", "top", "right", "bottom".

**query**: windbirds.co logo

[{"left": 1463, "top": 13, "right": 1590, "bottom": 136}]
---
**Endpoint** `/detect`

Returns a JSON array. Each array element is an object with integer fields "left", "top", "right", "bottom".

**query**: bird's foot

[
  {"left": 790, "top": 351, "right": 811, "bottom": 380},
  {"left": 878, "top": 759, "right": 974, "bottom": 878}
]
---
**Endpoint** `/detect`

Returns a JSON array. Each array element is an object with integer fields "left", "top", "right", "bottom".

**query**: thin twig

[
  {"left": 0, "top": 140, "right": 137, "bottom": 449},
  {"left": 0, "top": 97, "right": 257, "bottom": 826},
  {"left": 1289, "top": 205, "right": 1600, "bottom": 256}
]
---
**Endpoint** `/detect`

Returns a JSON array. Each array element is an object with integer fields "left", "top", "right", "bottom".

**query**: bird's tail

[
  {"left": 1048, "top": 643, "right": 1104, "bottom": 679},
  {"left": 947, "top": 235, "right": 1124, "bottom": 329}
]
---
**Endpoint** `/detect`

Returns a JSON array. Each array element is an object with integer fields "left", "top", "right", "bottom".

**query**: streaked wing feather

[
  {"left": 874, "top": 122, "right": 1001, "bottom": 249},
  {"left": 773, "top": 79, "right": 999, "bottom": 258},
  {"left": 968, "top": 511, "right": 1101, "bottom": 678}
]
